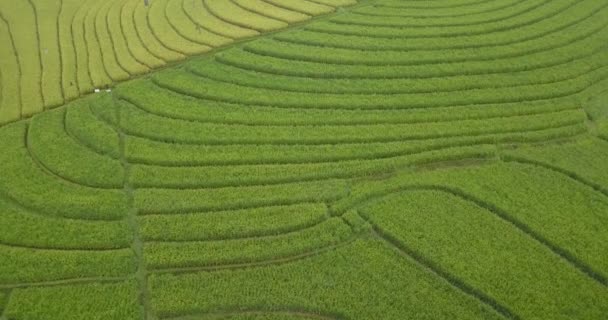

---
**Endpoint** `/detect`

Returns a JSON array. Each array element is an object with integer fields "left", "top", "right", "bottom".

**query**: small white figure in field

[
  {"left": 94, "top": 88, "right": 100, "bottom": 93},
  {"left": 106, "top": 89, "right": 112, "bottom": 92}
]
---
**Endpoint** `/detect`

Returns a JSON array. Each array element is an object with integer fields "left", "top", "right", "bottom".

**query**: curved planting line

[
  {"left": 501, "top": 156, "right": 608, "bottom": 199},
  {"left": 72, "top": 0, "right": 94, "bottom": 93},
  {"left": 104, "top": 0, "right": 133, "bottom": 77},
  {"left": 24, "top": 121, "right": 120, "bottom": 190},
  {"left": 55, "top": 0, "right": 66, "bottom": 103},
  {"left": 151, "top": 235, "right": 358, "bottom": 275},
  {"left": 163, "top": 0, "right": 216, "bottom": 48},
  {"left": 353, "top": 0, "right": 526, "bottom": 18},
  {"left": 246, "top": 25, "right": 608, "bottom": 68},
  {"left": 151, "top": 67, "right": 608, "bottom": 112},
  {"left": 119, "top": 96, "right": 584, "bottom": 146},
  {"left": 259, "top": 0, "right": 315, "bottom": 17},
  {"left": 0, "top": 239, "right": 127, "bottom": 252},
  {"left": 370, "top": 221, "right": 518, "bottom": 320},
  {"left": 333, "top": 0, "right": 550, "bottom": 28},
  {"left": 345, "top": 185, "right": 608, "bottom": 287},
  {"left": 127, "top": 80, "right": 584, "bottom": 125},
  {"left": 296, "top": 2, "right": 604, "bottom": 52},
  {"left": 116, "top": 0, "right": 153, "bottom": 70},
  {"left": 0, "top": 13, "right": 22, "bottom": 120},
  {"left": 128, "top": 0, "right": 168, "bottom": 64},
  {"left": 294, "top": 7, "right": 605, "bottom": 52},
  {"left": 203, "top": 0, "right": 265, "bottom": 33},
  {"left": 105, "top": 0, "right": 141, "bottom": 75},
  {"left": 186, "top": 53, "right": 607, "bottom": 96},
  {"left": 201, "top": 0, "right": 259, "bottom": 36},
  {"left": 26, "top": 0, "right": 45, "bottom": 108},
  {"left": 166, "top": 309, "right": 344, "bottom": 320},
  {"left": 97, "top": 0, "right": 130, "bottom": 78},
  {"left": 230, "top": 0, "right": 291, "bottom": 24},
  {"left": 268, "top": 9, "right": 608, "bottom": 65},
  {"left": 148, "top": 215, "right": 329, "bottom": 243},
  {"left": 62, "top": 107, "right": 119, "bottom": 160},
  {"left": 84, "top": 0, "right": 111, "bottom": 86},
  {"left": 0, "top": 276, "right": 129, "bottom": 290},
  {"left": 352, "top": 0, "right": 550, "bottom": 27},
  {"left": 145, "top": 0, "right": 182, "bottom": 55},
  {"left": 377, "top": 0, "right": 511, "bottom": 10},
  {"left": 63, "top": 0, "right": 82, "bottom": 95},
  {"left": 127, "top": 125, "right": 583, "bottom": 168},
  {"left": 217, "top": 27, "right": 607, "bottom": 80},
  {"left": 179, "top": 0, "right": 236, "bottom": 41},
  {"left": 307, "top": 0, "right": 592, "bottom": 39}
]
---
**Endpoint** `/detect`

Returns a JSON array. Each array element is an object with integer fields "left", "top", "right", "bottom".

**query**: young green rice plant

[
  {"left": 333, "top": 162, "right": 608, "bottom": 279},
  {"left": 28, "top": 108, "right": 124, "bottom": 188},
  {"left": 4, "top": 281, "right": 140, "bottom": 320},
  {"left": 0, "top": 244, "right": 135, "bottom": 284},
  {"left": 143, "top": 217, "right": 352, "bottom": 269},
  {"left": 0, "top": 196, "right": 132, "bottom": 250},
  {"left": 359, "top": 189, "right": 608, "bottom": 319},
  {"left": 134, "top": 179, "right": 349, "bottom": 215},
  {"left": 0, "top": 122, "right": 128, "bottom": 221},
  {"left": 138, "top": 203, "right": 328, "bottom": 242},
  {"left": 148, "top": 238, "right": 504, "bottom": 319}
]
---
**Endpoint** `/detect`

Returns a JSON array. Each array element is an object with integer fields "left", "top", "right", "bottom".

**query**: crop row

[
  {"left": 326, "top": 0, "right": 580, "bottom": 33},
  {"left": 139, "top": 203, "right": 328, "bottom": 242},
  {"left": 246, "top": 11, "right": 608, "bottom": 68},
  {"left": 123, "top": 123, "right": 583, "bottom": 167},
  {"left": 134, "top": 179, "right": 349, "bottom": 215},
  {"left": 115, "top": 97, "right": 585, "bottom": 144},
  {"left": 0, "top": 122, "right": 128, "bottom": 221},
  {"left": 0, "top": 0, "right": 357, "bottom": 124},
  {"left": 331, "top": 161, "right": 608, "bottom": 281},
  {"left": 215, "top": 32, "right": 605, "bottom": 80},
  {"left": 121, "top": 80, "right": 582, "bottom": 125},
  {"left": 152, "top": 66, "right": 608, "bottom": 111},
  {"left": 28, "top": 108, "right": 124, "bottom": 188},
  {"left": 355, "top": 0, "right": 526, "bottom": 18},
  {"left": 147, "top": 237, "right": 504, "bottom": 319},
  {"left": 0, "top": 195, "right": 132, "bottom": 250},
  {"left": 280, "top": 4, "right": 607, "bottom": 53},
  {"left": 3, "top": 280, "right": 140, "bottom": 320},
  {"left": 188, "top": 50, "right": 608, "bottom": 95},
  {"left": 503, "top": 137, "right": 608, "bottom": 194},
  {"left": 0, "top": 1, "right": 43, "bottom": 120},
  {"left": 359, "top": 189, "right": 608, "bottom": 319},
  {"left": 143, "top": 217, "right": 353, "bottom": 270},
  {"left": 0, "top": 243, "right": 135, "bottom": 285}
]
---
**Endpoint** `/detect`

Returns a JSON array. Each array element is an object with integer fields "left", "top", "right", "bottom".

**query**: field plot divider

[
  {"left": 0, "top": 288, "right": 9, "bottom": 320},
  {"left": 26, "top": 0, "right": 45, "bottom": 109},
  {"left": 352, "top": 185, "right": 608, "bottom": 287},
  {"left": 367, "top": 216, "right": 519, "bottom": 320},
  {"left": 114, "top": 95, "right": 156, "bottom": 320}
]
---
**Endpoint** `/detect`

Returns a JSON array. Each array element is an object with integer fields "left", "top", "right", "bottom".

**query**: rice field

[{"left": 0, "top": 0, "right": 607, "bottom": 319}]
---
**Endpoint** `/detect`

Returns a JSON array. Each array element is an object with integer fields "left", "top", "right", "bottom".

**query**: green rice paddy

[{"left": 0, "top": 0, "right": 607, "bottom": 319}]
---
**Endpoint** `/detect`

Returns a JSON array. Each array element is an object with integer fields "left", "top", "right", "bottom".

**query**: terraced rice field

[{"left": 0, "top": 0, "right": 607, "bottom": 319}]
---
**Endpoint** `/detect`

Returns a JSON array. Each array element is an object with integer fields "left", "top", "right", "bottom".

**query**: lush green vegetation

[
  {"left": 0, "top": 0, "right": 607, "bottom": 319},
  {"left": 0, "top": 0, "right": 356, "bottom": 124}
]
